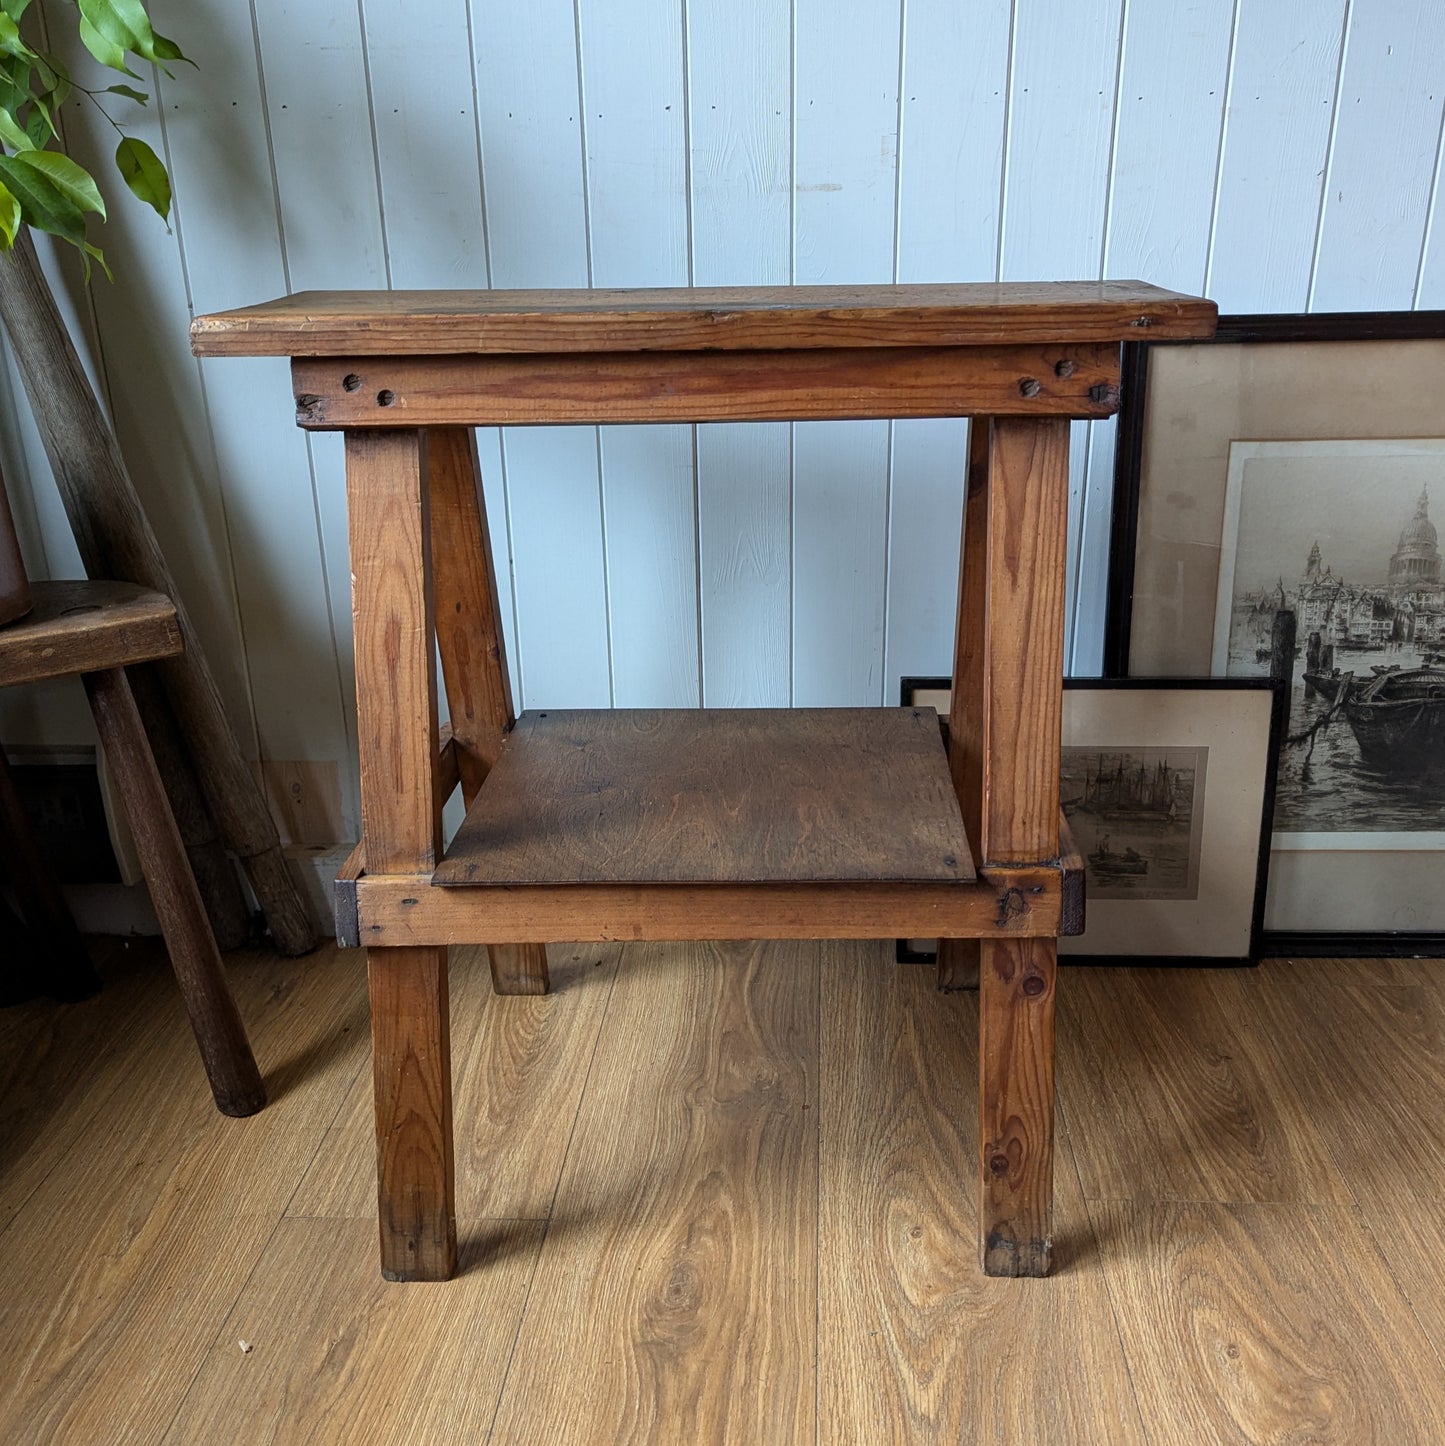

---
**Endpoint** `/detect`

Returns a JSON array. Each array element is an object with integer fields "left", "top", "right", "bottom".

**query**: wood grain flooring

[{"left": 2, "top": 942, "right": 1443, "bottom": 1442}]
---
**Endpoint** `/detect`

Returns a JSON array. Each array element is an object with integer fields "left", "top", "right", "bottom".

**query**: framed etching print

[
  {"left": 898, "top": 677, "right": 1282, "bottom": 967},
  {"left": 1108, "top": 313, "right": 1445, "bottom": 949}
]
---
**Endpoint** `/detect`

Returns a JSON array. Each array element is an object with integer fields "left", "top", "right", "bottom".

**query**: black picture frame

[
  {"left": 1104, "top": 312, "right": 1445, "bottom": 959},
  {"left": 897, "top": 674, "right": 1284, "bottom": 968}
]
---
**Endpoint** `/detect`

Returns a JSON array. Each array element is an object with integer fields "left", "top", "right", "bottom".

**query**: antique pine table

[{"left": 192, "top": 282, "right": 1217, "bottom": 1281}]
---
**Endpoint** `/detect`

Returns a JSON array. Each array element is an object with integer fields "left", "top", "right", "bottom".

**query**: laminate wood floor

[{"left": 2, "top": 939, "right": 1442, "bottom": 1443}]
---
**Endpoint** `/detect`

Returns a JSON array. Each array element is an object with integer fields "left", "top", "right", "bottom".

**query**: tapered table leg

[
  {"left": 347, "top": 428, "right": 456, "bottom": 1280},
  {"left": 426, "top": 426, "right": 549, "bottom": 997},
  {"left": 939, "top": 417, "right": 994, "bottom": 996},
  {"left": 959, "top": 416, "right": 1068, "bottom": 1276}
]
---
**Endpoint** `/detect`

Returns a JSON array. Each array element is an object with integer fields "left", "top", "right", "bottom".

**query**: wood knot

[
  {"left": 995, "top": 887, "right": 1027, "bottom": 928},
  {"left": 1021, "top": 973, "right": 1046, "bottom": 998},
  {"left": 988, "top": 1152, "right": 1010, "bottom": 1176}
]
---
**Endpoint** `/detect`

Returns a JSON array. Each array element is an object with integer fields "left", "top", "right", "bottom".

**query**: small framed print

[
  {"left": 1107, "top": 312, "right": 1445, "bottom": 952},
  {"left": 898, "top": 676, "right": 1284, "bottom": 966}
]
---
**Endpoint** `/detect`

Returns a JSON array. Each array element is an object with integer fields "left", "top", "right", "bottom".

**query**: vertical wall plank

[
  {"left": 883, "top": 418, "right": 968, "bottom": 692},
  {"left": 886, "top": 0, "right": 1010, "bottom": 697},
  {"left": 147, "top": 0, "right": 361, "bottom": 829},
  {"left": 792, "top": 0, "right": 902, "bottom": 705},
  {"left": 579, "top": 0, "right": 699, "bottom": 707},
  {"left": 1207, "top": 0, "right": 1348, "bottom": 312},
  {"left": 1000, "top": 0, "right": 1121, "bottom": 282},
  {"left": 0, "top": 332, "right": 93, "bottom": 747},
  {"left": 689, "top": 0, "right": 792, "bottom": 706},
  {"left": 43, "top": 19, "right": 256, "bottom": 750},
  {"left": 999, "top": 0, "right": 1123, "bottom": 672},
  {"left": 1310, "top": 0, "right": 1445, "bottom": 311},
  {"left": 1068, "top": 0, "right": 1236, "bottom": 674},
  {"left": 473, "top": 0, "right": 610, "bottom": 709},
  {"left": 1417, "top": 140, "right": 1445, "bottom": 308},
  {"left": 358, "top": 0, "right": 488, "bottom": 287},
  {"left": 0, "top": 223, "right": 92, "bottom": 755},
  {"left": 1106, "top": 3, "right": 1235, "bottom": 299},
  {"left": 0, "top": 334, "right": 74, "bottom": 579},
  {"left": 696, "top": 424, "right": 792, "bottom": 706},
  {"left": 356, "top": 0, "right": 520, "bottom": 706},
  {"left": 249, "top": 0, "right": 395, "bottom": 828}
]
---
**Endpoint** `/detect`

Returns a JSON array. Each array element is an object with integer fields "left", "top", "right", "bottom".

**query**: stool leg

[
  {"left": 0, "top": 748, "right": 100, "bottom": 1001},
  {"left": 427, "top": 426, "right": 548, "bottom": 996},
  {"left": 82, "top": 667, "right": 265, "bottom": 1117},
  {"left": 348, "top": 429, "right": 456, "bottom": 1280}
]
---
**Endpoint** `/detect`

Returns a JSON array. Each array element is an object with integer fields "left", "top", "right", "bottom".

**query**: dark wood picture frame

[
  {"left": 898, "top": 675, "right": 1284, "bottom": 968},
  {"left": 1105, "top": 311, "right": 1445, "bottom": 958}
]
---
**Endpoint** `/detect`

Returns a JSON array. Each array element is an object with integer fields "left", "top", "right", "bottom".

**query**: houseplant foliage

[{"left": 0, "top": 0, "right": 183, "bottom": 273}]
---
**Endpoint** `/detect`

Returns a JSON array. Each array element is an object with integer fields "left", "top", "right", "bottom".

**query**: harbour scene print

[
  {"left": 1217, "top": 440, "right": 1445, "bottom": 841},
  {"left": 1061, "top": 746, "right": 1207, "bottom": 900}
]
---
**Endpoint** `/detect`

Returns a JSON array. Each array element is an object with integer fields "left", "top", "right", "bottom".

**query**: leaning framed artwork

[
  {"left": 1106, "top": 312, "right": 1445, "bottom": 952},
  {"left": 899, "top": 676, "right": 1283, "bottom": 967}
]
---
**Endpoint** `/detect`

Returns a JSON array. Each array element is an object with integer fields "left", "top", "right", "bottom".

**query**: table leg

[
  {"left": 346, "top": 429, "right": 456, "bottom": 1280},
  {"left": 938, "top": 417, "right": 991, "bottom": 995},
  {"left": 426, "top": 426, "right": 549, "bottom": 997},
  {"left": 968, "top": 416, "right": 1068, "bottom": 1277}
]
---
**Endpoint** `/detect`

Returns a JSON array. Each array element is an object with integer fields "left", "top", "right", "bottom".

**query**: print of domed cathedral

[{"left": 1294, "top": 488, "right": 1445, "bottom": 651}]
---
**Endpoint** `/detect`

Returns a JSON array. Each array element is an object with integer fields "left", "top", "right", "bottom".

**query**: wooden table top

[{"left": 191, "top": 281, "right": 1216, "bottom": 357}]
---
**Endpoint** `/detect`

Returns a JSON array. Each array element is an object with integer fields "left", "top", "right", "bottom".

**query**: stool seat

[
  {"left": 0, "top": 578, "right": 264, "bottom": 1116},
  {"left": 0, "top": 580, "right": 182, "bottom": 685}
]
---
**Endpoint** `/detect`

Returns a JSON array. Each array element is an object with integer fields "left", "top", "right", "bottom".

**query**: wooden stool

[
  {"left": 192, "top": 282, "right": 1216, "bottom": 1277},
  {"left": 0, "top": 580, "right": 265, "bottom": 1116}
]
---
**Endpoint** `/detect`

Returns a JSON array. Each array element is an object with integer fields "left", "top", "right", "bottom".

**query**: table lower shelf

[
  {"left": 435, "top": 706, "right": 976, "bottom": 887},
  {"left": 335, "top": 707, "right": 1083, "bottom": 948},
  {"left": 341, "top": 872, "right": 1068, "bottom": 947}
]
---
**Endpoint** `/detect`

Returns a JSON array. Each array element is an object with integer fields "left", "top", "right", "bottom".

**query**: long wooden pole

[{"left": 0, "top": 232, "right": 314, "bottom": 956}]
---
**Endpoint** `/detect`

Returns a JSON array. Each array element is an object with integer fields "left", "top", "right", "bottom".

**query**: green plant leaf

[
  {"left": 0, "top": 104, "right": 27, "bottom": 150},
  {"left": 0, "top": 15, "right": 35, "bottom": 62},
  {"left": 83, "top": 241, "right": 112, "bottom": 282},
  {"left": 77, "top": 15, "right": 137, "bottom": 78},
  {"left": 114, "top": 135, "right": 168, "bottom": 218},
  {"left": 104, "top": 83, "right": 148, "bottom": 104},
  {"left": 41, "top": 55, "right": 69, "bottom": 110},
  {"left": 0, "top": 176, "right": 20, "bottom": 246},
  {"left": 12, "top": 148, "right": 105, "bottom": 219},
  {"left": 77, "top": 0, "right": 188, "bottom": 74},
  {"left": 30, "top": 50, "right": 61, "bottom": 93},
  {"left": 21, "top": 101, "right": 49, "bottom": 146},
  {"left": 0, "top": 53, "right": 29, "bottom": 112},
  {"left": 1, "top": 1, "right": 36, "bottom": 22},
  {"left": 0, "top": 152, "right": 85, "bottom": 243}
]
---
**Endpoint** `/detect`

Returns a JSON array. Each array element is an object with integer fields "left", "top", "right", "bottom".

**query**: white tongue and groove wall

[{"left": 1, "top": 0, "right": 1442, "bottom": 849}]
